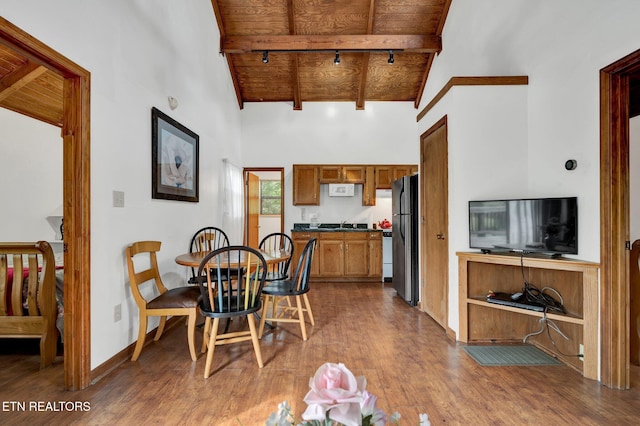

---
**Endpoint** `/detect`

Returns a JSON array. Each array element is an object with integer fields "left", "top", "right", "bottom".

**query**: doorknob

[{"left": 436, "top": 233, "right": 446, "bottom": 240}]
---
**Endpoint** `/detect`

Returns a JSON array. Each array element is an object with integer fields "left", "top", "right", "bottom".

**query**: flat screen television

[{"left": 469, "top": 197, "right": 578, "bottom": 256}]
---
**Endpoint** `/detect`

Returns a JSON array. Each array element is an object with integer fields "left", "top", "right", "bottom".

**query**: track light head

[
  {"left": 334, "top": 50, "right": 340, "bottom": 65},
  {"left": 388, "top": 50, "right": 394, "bottom": 64},
  {"left": 262, "top": 51, "right": 269, "bottom": 64}
]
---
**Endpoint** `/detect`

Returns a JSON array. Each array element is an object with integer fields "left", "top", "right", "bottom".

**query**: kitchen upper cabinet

[
  {"left": 319, "top": 165, "right": 366, "bottom": 184},
  {"left": 362, "top": 166, "right": 376, "bottom": 206},
  {"left": 293, "top": 165, "right": 320, "bottom": 205},
  {"left": 375, "top": 165, "right": 418, "bottom": 189}
]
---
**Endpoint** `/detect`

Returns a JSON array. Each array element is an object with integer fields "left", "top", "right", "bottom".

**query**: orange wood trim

[
  {"left": 416, "top": 76, "right": 529, "bottom": 122},
  {"left": 210, "top": 1, "right": 225, "bottom": 38},
  {"left": 1, "top": 16, "right": 92, "bottom": 390},
  {"left": 599, "top": 48, "right": 640, "bottom": 389},
  {"left": 225, "top": 54, "right": 244, "bottom": 110}
]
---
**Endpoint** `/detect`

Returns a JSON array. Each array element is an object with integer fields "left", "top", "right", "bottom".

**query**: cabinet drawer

[
  {"left": 318, "top": 232, "right": 344, "bottom": 240},
  {"left": 292, "top": 232, "right": 318, "bottom": 241},
  {"left": 344, "top": 232, "right": 367, "bottom": 240}
]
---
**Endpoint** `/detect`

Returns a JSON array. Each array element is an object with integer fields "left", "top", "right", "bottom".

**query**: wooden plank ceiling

[
  {"left": 212, "top": 0, "right": 451, "bottom": 110},
  {"left": 0, "top": 43, "right": 63, "bottom": 127}
]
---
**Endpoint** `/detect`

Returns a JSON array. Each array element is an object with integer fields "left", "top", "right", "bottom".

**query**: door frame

[
  {"left": 0, "top": 17, "right": 91, "bottom": 390},
  {"left": 243, "top": 167, "right": 285, "bottom": 243},
  {"left": 600, "top": 48, "right": 640, "bottom": 389}
]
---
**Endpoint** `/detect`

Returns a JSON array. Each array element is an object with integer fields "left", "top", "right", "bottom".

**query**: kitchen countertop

[{"left": 292, "top": 223, "right": 383, "bottom": 232}]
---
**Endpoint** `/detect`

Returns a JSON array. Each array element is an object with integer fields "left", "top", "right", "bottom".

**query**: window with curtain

[
  {"left": 222, "top": 159, "right": 244, "bottom": 244},
  {"left": 260, "top": 180, "right": 281, "bottom": 215}
]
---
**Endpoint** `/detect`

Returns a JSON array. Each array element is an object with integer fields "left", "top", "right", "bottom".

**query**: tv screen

[{"left": 469, "top": 197, "right": 578, "bottom": 255}]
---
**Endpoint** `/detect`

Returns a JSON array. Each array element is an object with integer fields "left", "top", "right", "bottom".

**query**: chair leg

[
  {"left": 186, "top": 311, "right": 197, "bottom": 361},
  {"left": 203, "top": 318, "right": 220, "bottom": 379},
  {"left": 132, "top": 314, "right": 148, "bottom": 361},
  {"left": 154, "top": 315, "right": 167, "bottom": 341},
  {"left": 258, "top": 295, "right": 270, "bottom": 338},
  {"left": 296, "top": 295, "right": 307, "bottom": 341},
  {"left": 303, "top": 293, "right": 315, "bottom": 326},
  {"left": 201, "top": 317, "right": 212, "bottom": 353},
  {"left": 247, "top": 314, "right": 264, "bottom": 368}
]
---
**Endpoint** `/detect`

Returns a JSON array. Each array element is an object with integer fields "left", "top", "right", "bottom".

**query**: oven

[{"left": 382, "top": 230, "right": 392, "bottom": 282}]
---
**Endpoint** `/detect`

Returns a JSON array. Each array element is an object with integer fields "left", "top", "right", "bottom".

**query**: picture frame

[{"left": 151, "top": 107, "right": 199, "bottom": 202}]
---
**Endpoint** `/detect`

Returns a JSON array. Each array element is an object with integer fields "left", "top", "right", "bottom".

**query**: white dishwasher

[{"left": 382, "top": 230, "right": 392, "bottom": 282}]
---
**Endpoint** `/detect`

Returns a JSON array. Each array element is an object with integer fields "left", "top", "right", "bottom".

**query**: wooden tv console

[{"left": 457, "top": 251, "right": 599, "bottom": 380}]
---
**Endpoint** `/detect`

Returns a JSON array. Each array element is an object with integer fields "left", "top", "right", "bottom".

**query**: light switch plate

[{"left": 113, "top": 191, "right": 125, "bottom": 207}]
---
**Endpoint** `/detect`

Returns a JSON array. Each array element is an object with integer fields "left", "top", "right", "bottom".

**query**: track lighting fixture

[
  {"left": 334, "top": 50, "right": 340, "bottom": 65},
  {"left": 388, "top": 50, "right": 394, "bottom": 64},
  {"left": 262, "top": 51, "right": 269, "bottom": 64}
]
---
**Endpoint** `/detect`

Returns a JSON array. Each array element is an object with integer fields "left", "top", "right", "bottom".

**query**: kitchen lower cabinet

[
  {"left": 318, "top": 233, "right": 344, "bottom": 277},
  {"left": 368, "top": 232, "right": 382, "bottom": 278},
  {"left": 344, "top": 233, "right": 368, "bottom": 276},
  {"left": 291, "top": 231, "right": 319, "bottom": 276},
  {"left": 292, "top": 231, "right": 382, "bottom": 281}
]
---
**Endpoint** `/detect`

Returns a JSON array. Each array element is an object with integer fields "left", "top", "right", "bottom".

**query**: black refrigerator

[{"left": 391, "top": 174, "right": 419, "bottom": 306}]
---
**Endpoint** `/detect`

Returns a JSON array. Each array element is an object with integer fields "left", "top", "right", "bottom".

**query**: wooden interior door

[
  {"left": 245, "top": 172, "right": 260, "bottom": 248},
  {"left": 420, "top": 116, "right": 449, "bottom": 329}
]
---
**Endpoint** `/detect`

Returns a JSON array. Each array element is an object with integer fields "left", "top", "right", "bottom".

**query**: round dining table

[{"left": 175, "top": 249, "right": 291, "bottom": 269}]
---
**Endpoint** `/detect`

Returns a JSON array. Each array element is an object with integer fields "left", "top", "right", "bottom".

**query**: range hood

[{"left": 328, "top": 184, "right": 355, "bottom": 197}]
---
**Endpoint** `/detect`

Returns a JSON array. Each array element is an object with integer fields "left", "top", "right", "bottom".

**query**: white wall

[
  {"left": 0, "top": 109, "right": 62, "bottom": 241},
  {"left": 417, "top": 0, "right": 640, "bottom": 339},
  {"left": 2, "top": 0, "right": 243, "bottom": 368},
  {"left": 240, "top": 101, "right": 417, "bottom": 231}
]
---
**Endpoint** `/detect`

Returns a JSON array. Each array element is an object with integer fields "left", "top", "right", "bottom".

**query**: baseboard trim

[{"left": 89, "top": 316, "right": 184, "bottom": 385}]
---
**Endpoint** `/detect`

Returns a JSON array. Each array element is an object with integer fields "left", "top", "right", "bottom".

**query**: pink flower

[{"left": 301, "top": 362, "right": 366, "bottom": 426}]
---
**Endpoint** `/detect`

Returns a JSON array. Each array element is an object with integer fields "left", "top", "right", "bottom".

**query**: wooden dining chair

[
  {"left": 126, "top": 241, "right": 201, "bottom": 361},
  {"left": 259, "top": 238, "right": 317, "bottom": 341},
  {"left": 196, "top": 245, "right": 267, "bottom": 378},
  {"left": 258, "top": 232, "right": 294, "bottom": 282}
]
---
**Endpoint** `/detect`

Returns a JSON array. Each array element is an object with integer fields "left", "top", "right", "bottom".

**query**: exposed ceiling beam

[
  {"left": 287, "top": 0, "right": 301, "bottom": 110},
  {"left": 221, "top": 34, "right": 441, "bottom": 54},
  {"left": 0, "top": 60, "right": 47, "bottom": 101},
  {"left": 356, "top": 0, "right": 377, "bottom": 110}
]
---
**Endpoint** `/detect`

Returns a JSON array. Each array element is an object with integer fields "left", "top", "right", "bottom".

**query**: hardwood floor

[{"left": 1, "top": 282, "right": 639, "bottom": 425}]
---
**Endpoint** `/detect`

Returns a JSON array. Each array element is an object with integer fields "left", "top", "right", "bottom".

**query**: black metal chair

[
  {"left": 196, "top": 245, "right": 267, "bottom": 378},
  {"left": 258, "top": 232, "right": 294, "bottom": 282},
  {"left": 258, "top": 238, "right": 316, "bottom": 341}
]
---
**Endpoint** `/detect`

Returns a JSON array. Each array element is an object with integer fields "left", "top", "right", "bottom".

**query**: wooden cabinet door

[
  {"left": 318, "top": 239, "right": 344, "bottom": 277},
  {"left": 393, "top": 165, "right": 413, "bottom": 181},
  {"left": 342, "top": 166, "right": 365, "bottom": 183},
  {"left": 368, "top": 232, "right": 382, "bottom": 278},
  {"left": 375, "top": 166, "right": 393, "bottom": 189},
  {"left": 344, "top": 233, "right": 368, "bottom": 276},
  {"left": 293, "top": 165, "right": 319, "bottom": 205},
  {"left": 319, "top": 166, "right": 342, "bottom": 183},
  {"left": 291, "top": 232, "right": 319, "bottom": 276},
  {"left": 362, "top": 166, "right": 376, "bottom": 206}
]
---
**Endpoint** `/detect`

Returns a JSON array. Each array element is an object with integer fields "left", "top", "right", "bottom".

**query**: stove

[{"left": 382, "top": 230, "right": 392, "bottom": 282}]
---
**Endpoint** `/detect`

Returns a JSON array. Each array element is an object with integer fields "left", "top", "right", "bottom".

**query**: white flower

[
  {"left": 266, "top": 400, "right": 294, "bottom": 426},
  {"left": 389, "top": 412, "right": 401, "bottom": 423},
  {"left": 419, "top": 413, "right": 431, "bottom": 426}
]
